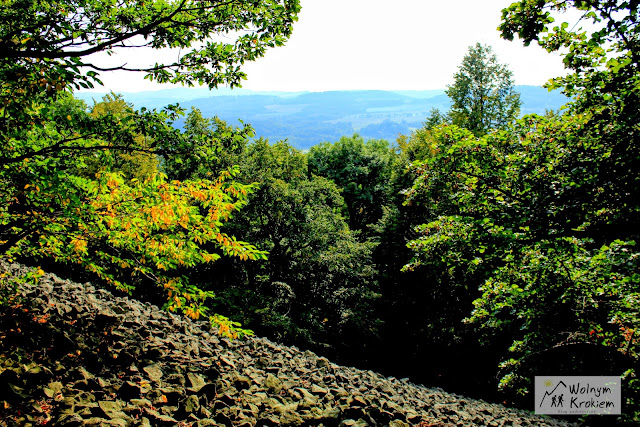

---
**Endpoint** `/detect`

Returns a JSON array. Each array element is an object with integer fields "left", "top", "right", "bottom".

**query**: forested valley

[{"left": 1, "top": 0, "right": 639, "bottom": 425}]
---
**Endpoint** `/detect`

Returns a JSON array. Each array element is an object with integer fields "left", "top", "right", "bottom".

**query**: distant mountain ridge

[{"left": 76, "top": 86, "right": 569, "bottom": 149}]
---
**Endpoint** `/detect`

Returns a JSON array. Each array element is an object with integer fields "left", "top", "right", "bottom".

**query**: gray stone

[
  {"left": 1, "top": 261, "right": 578, "bottom": 427},
  {"left": 184, "top": 394, "right": 200, "bottom": 413},
  {"left": 142, "top": 364, "right": 163, "bottom": 382},
  {"left": 265, "top": 373, "right": 283, "bottom": 393},
  {"left": 187, "top": 372, "right": 207, "bottom": 392}
]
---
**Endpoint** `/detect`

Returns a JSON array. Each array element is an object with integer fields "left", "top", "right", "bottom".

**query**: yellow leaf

[{"left": 71, "top": 238, "right": 87, "bottom": 254}]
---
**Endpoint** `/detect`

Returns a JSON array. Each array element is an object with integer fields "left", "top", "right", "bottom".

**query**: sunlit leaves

[
  {"left": 499, "top": 1, "right": 640, "bottom": 109},
  {"left": 0, "top": 89, "right": 269, "bottom": 325},
  {"left": 0, "top": 0, "right": 304, "bottom": 338},
  {"left": 446, "top": 43, "right": 521, "bottom": 136},
  {"left": 5, "top": 164, "right": 267, "bottom": 316},
  {"left": 467, "top": 238, "right": 640, "bottom": 395},
  {"left": 403, "top": 104, "right": 640, "bottom": 416},
  {"left": 0, "top": 0, "right": 301, "bottom": 95},
  {"left": 163, "top": 107, "right": 252, "bottom": 181}
]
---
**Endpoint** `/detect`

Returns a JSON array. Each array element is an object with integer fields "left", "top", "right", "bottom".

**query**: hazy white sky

[{"left": 84, "top": 0, "right": 571, "bottom": 93}]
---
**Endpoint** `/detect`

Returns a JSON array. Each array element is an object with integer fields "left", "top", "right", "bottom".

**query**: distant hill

[{"left": 76, "top": 86, "right": 569, "bottom": 150}]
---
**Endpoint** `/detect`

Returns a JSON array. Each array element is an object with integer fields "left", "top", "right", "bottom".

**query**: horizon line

[{"left": 75, "top": 84, "right": 549, "bottom": 95}]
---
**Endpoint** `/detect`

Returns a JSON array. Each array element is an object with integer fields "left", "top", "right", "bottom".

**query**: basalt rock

[{"left": 0, "top": 261, "right": 575, "bottom": 426}]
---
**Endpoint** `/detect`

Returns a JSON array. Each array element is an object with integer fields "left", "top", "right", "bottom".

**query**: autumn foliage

[{"left": 1, "top": 0, "right": 298, "bottom": 335}]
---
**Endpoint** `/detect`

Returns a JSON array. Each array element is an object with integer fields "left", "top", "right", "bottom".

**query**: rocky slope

[{"left": 0, "top": 262, "right": 574, "bottom": 426}]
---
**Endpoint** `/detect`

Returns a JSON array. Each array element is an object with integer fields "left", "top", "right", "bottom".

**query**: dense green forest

[{"left": 1, "top": 0, "right": 639, "bottom": 424}]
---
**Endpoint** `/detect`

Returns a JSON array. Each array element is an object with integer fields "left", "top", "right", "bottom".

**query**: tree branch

[
  {"left": 3, "top": 0, "right": 247, "bottom": 63},
  {"left": 3, "top": 0, "right": 190, "bottom": 61},
  {"left": 0, "top": 137, "right": 156, "bottom": 166}
]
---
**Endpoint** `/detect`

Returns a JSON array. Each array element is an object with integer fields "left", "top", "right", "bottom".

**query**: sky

[{"left": 82, "top": 0, "right": 572, "bottom": 93}]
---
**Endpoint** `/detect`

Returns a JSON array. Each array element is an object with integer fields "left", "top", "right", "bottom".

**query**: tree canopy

[
  {"left": 307, "top": 135, "right": 394, "bottom": 233},
  {"left": 445, "top": 43, "right": 521, "bottom": 136},
  {"left": 2, "top": 0, "right": 639, "bottom": 422},
  {"left": 0, "top": 0, "right": 300, "bottom": 92},
  {"left": 0, "top": 0, "right": 299, "bottom": 334},
  {"left": 399, "top": 1, "right": 640, "bottom": 419}
]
